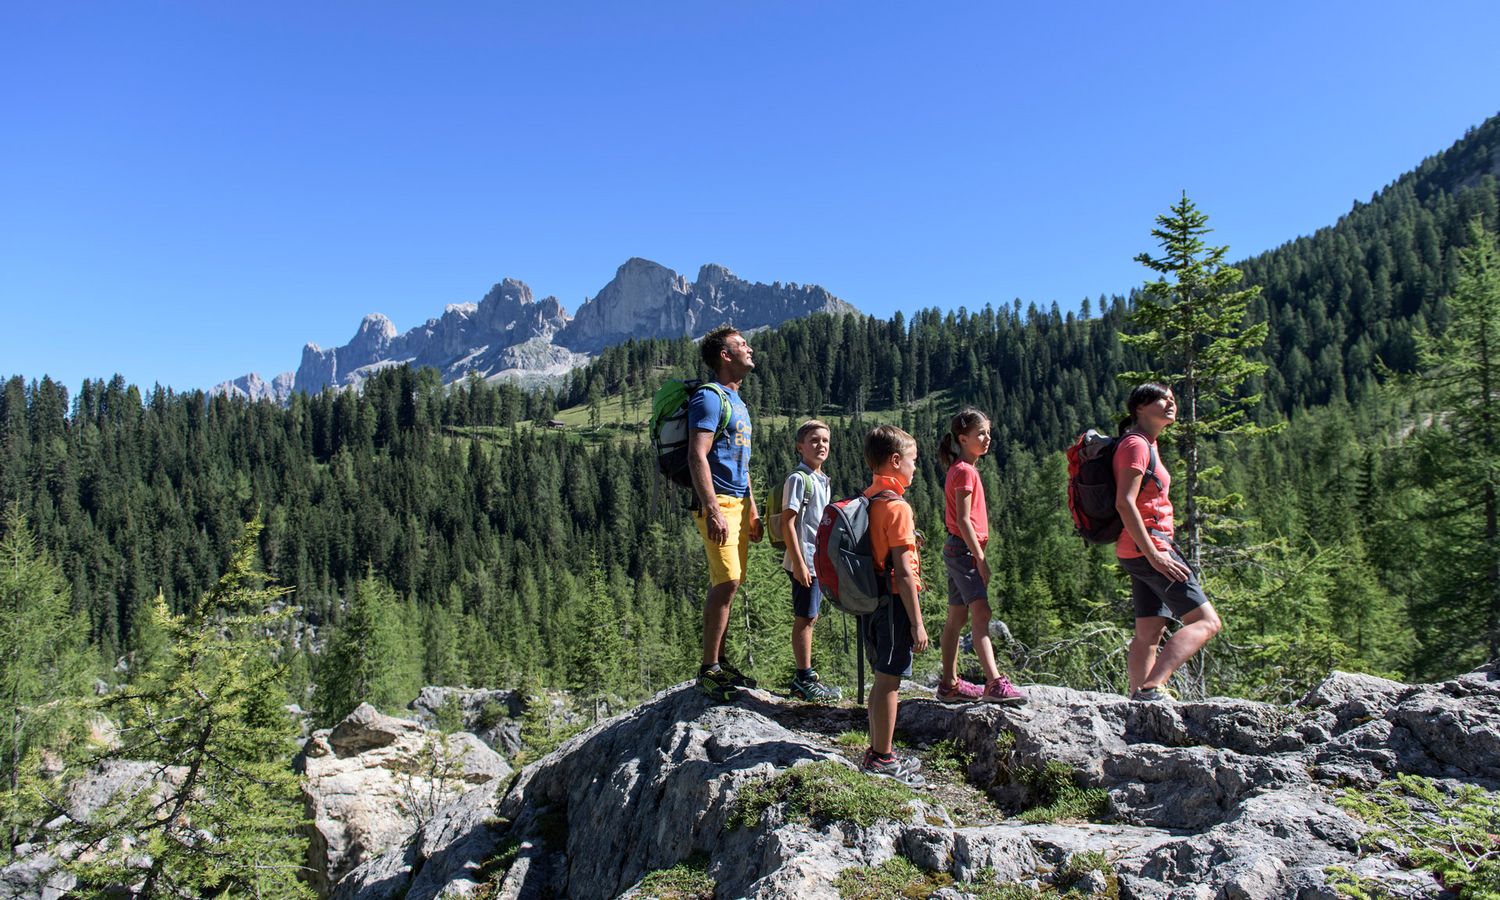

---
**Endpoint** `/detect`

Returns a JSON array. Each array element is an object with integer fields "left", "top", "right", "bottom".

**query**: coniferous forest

[{"left": 3, "top": 114, "right": 1499, "bottom": 756}]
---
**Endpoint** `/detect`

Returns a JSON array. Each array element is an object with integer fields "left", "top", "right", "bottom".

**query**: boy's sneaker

[
  {"left": 981, "top": 675, "right": 1027, "bottom": 706},
  {"left": 697, "top": 668, "right": 739, "bottom": 703},
  {"left": 936, "top": 678, "right": 984, "bottom": 703},
  {"left": 718, "top": 662, "right": 757, "bottom": 689},
  {"left": 790, "top": 670, "right": 842, "bottom": 703},
  {"left": 861, "top": 748, "right": 926, "bottom": 788},
  {"left": 1130, "top": 686, "right": 1170, "bottom": 703}
]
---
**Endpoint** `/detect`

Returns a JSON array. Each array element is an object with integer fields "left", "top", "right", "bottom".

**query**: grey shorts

[
  {"left": 943, "top": 535, "right": 988, "bottom": 606},
  {"left": 1119, "top": 547, "right": 1210, "bottom": 620}
]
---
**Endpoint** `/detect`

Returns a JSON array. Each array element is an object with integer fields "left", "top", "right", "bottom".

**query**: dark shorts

[
  {"left": 942, "top": 535, "right": 988, "bottom": 606},
  {"left": 860, "top": 597, "right": 913, "bottom": 678},
  {"left": 1119, "top": 548, "right": 1210, "bottom": 620},
  {"left": 785, "top": 570, "right": 823, "bottom": 619}
]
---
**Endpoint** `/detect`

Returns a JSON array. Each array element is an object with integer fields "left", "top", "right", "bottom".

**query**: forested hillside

[{"left": 2, "top": 115, "right": 1498, "bottom": 721}]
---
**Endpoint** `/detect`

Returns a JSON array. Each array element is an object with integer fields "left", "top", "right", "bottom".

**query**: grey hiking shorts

[
  {"left": 942, "top": 534, "right": 988, "bottom": 606},
  {"left": 1118, "top": 546, "right": 1209, "bottom": 620}
]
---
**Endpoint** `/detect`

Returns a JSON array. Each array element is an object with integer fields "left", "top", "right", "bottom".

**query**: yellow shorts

[{"left": 694, "top": 495, "right": 752, "bottom": 587}]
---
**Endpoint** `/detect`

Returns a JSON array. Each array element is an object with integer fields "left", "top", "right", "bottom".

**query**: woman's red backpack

[{"left": 1065, "top": 430, "right": 1160, "bottom": 544}]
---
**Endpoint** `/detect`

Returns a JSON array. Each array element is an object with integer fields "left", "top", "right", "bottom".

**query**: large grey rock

[
  {"left": 332, "top": 663, "right": 1500, "bottom": 900},
  {"left": 298, "top": 703, "right": 512, "bottom": 896},
  {"left": 409, "top": 686, "right": 525, "bottom": 755}
]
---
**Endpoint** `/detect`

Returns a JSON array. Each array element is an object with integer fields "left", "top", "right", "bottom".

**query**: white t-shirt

[{"left": 780, "top": 463, "right": 831, "bottom": 572}]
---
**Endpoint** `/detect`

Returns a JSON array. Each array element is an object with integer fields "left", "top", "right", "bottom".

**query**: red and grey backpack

[
  {"left": 1065, "top": 430, "right": 1161, "bottom": 544},
  {"left": 814, "top": 490, "right": 900, "bottom": 615}
]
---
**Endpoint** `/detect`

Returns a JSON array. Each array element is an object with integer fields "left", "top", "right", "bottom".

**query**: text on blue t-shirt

[{"left": 687, "top": 383, "right": 752, "bottom": 497}]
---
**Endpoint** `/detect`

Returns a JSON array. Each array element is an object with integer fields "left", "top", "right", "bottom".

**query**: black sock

[
  {"left": 700, "top": 663, "right": 721, "bottom": 676},
  {"left": 796, "top": 668, "right": 814, "bottom": 681},
  {"left": 868, "top": 747, "right": 895, "bottom": 762}
]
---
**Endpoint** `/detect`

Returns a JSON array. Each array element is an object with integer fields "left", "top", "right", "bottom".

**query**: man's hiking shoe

[
  {"left": 718, "top": 662, "right": 757, "bottom": 689},
  {"left": 697, "top": 668, "right": 739, "bottom": 703},
  {"left": 861, "top": 748, "right": 925, "bottom": 788},
  {"left": 790, "top": 671, "right": 842, "bottom": 703},
  {"left": 1130, "top": 686, "right": 1170, "bottom": 703},
  {"left": 936, "top": 678, "right": 984, "bottom": 703},
  {"left": 981, "top": 675, "right": 1027, "bottom": 706}
]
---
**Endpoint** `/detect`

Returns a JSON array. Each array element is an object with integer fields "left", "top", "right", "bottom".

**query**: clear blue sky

[{"left": 3, "top": 2, "right": 1498, "bottom": 392}]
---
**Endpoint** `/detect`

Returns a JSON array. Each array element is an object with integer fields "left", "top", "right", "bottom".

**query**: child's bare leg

[
  {"left": 940, "top": 604, "right": 969, "bottom": 684},
  {"left": 792, "top": 615, "right": 815, "bottom": 670},
  {"left": 866, "top": 672, "right": 902, "bottom": 755},
  {"left": 970, "top": 599, "right": 1002, "bottom": 681}
]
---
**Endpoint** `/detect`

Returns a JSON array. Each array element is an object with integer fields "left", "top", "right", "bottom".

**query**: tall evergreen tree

[
  {"left": 1123, "top": 194, "right": 1275, "bottom": 572},
  {"left": 1408, "top": 217, "right": 1500, "bottom": 663},
  {"left": 0, "top": 505, "right": 89, "bottom": 856},
  {"left": 63, "top": 520, "right": 309, "bottom": 898},
  {"left": 312, "top": 573, "right": 421, "bottom": 726}
]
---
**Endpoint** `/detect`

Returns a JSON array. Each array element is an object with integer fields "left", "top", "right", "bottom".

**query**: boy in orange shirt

[{"left": 859, "top": 425, "right": 930, "bottom": 786}]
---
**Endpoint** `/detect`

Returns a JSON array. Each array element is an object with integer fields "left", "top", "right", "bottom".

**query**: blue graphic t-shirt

[{"left": 687, "top": 383, "right": 752, "bottom": 497}]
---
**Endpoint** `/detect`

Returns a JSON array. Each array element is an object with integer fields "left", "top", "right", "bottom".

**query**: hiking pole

[{"left": 856, "top": 621, "right": 865, "bottom": 705}]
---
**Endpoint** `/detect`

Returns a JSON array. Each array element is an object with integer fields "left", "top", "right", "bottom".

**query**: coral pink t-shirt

[
  {"left": 1112, "top": 433, "right": 1173, "bottom": 559},
  {"left": 944, "top": 460, "right": 988, "bottom": 543}
]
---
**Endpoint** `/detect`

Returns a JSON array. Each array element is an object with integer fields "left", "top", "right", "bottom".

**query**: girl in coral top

[
  {"left": 935, "top": 409, "right": 1025, "bottom": 705},
  {"left": 1113, "top": 383, "right": 1223, "bottom": 702}
]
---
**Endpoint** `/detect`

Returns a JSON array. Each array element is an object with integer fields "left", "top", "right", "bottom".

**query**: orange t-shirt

[
  {"left": 866, "top": 474, "right": 922, "bottom": 593},
  {"left": 1112, "top": 433, "right": 1173, "bottom": 559}
]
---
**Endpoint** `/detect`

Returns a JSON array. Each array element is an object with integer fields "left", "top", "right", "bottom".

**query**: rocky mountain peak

[{"left": 217, "top": 258, "right": 857, "bottom": 399}]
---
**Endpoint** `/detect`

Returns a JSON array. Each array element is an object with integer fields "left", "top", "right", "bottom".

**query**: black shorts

[
  {"left": 1119, "top": 547, "right": 1210, "bottom": 620},
  {"left": 860, "top": 598, "right": 913, "bottom": 678}
]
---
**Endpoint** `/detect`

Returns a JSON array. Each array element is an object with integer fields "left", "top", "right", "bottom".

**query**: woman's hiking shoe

[
  {"left": 697, "top": 668, "right": 739, "bottom": 703},
  {"left": 861, "top": 748, "right": 926, "bottom": 788},
  {"left": 936, "top": 678, "right": 984, "bottom": 703},
  {"left": 1130, "top": 686, "right": 1170, "bottom": 703},
  {"left": 789, "top": 671, "right": 842, "bottom": 703},
  {"left": 981, "top": 675, "right": 1027, "bottom": 705},
  {"left": 718, "top": 662, "right": 757, "bottom": 689}
]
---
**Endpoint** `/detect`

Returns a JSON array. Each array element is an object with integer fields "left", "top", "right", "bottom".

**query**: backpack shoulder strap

[
  {"left": 798, "top": 469, "right": 814, "bottom": 503},
  {"left": 1144, "top": 442, "right": 1163, "bottom": 493},
  {"left": 695, "top": 382, "right": 733, "bottom": 437},
  {"left": 1119, "top": 432, "right": 1164, "bottom": 493}
]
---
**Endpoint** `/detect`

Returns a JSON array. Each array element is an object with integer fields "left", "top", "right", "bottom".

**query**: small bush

[
  {"left": 728, "top": 760, "right": 914, "bottom": 831},
  {"left": 1335, "top": 773, "right": 1500, "bottom": 899},
  {"left": 638, "top": 854, "right": 715, "bottom": 900},
  {"left": 925, "top": 739, "right": 969, "bottom": 778},
  {"left": 1054, "top": 850, "right": 1119, "bottom": 898},
  {"left": 1016, "top": 761, "right": 1107, "bottom": 824}
]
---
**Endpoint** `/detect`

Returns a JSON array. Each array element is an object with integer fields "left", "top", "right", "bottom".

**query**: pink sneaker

[
  {"left": 936, "top": 678, "right": 984, "bottom": 703},
  {"left": 982, "top": 675, "right": 1027, "bottom": 705}
]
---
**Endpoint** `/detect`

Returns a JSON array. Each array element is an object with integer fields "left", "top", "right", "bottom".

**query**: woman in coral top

[{"left": 1113, "top": 383, "right": 1222, "bottom": 702}]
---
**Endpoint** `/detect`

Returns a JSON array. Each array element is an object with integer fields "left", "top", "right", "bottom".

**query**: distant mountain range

[{"left": 214, "top": 258, "right": 858, "bottom": 401}]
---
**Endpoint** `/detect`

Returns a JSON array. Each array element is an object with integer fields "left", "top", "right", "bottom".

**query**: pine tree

[
  {"left": 1408, "top": 217, "right": 1500, "bottom": 661},
  {"left": 312, "top": 574, "right": 420, "bottom": 726},
  {"left": 63, "top": 519, "right": 309, "bottom": 898},
  {"left": 1123, "top": 194, "right": 1276, "bottom": 572},
  {"left": 0, "top": 505, "right": 90, "bottom": 856}
]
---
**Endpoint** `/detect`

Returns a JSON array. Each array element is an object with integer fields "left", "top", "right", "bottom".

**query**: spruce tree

[
  {"left": 63, "top": 519, "right": 309, "bottom": 898},
  {"left": 0, "top": 505, "right": 89, "bottom": 856},
  {"left": 1408, "top": 217, "right": 1500, "bottom": 662},
  {"left": 312, "top": 574, "right": 421, "bottom": 726},
  {"left": 1123, "top": 193, "right": 1275, "bottom": 572}
]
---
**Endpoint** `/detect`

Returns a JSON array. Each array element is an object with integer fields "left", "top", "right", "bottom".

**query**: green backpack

[
  {"left": 766, "top": 469, "right": 814, "bottom": 551},
  {"left": 649, "top": 380, "right": 731, "bottom": 489}
]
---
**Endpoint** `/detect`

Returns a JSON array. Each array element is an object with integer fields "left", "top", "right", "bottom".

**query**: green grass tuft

[
  {"left": 835, "top": 857, "right": 953, "bottom": 899},
  {"left": 1016, "top": 761, "right": 1108, "bottom": 824},
  {"left": 637, "top": 853, "right": 716, "bottom": 900},
  {"left": 728, "top": 760, "right": 915, "bottom": 830}
]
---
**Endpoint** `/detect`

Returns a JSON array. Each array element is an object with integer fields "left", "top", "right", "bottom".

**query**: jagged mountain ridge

[{"left": 213, "top": 258, "right": 858, "bottom": 399}]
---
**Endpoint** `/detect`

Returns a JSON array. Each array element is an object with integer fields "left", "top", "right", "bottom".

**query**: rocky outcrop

[
  {"left": 295, "top": 703, "right": 512, "bottom": 896},
  {"left": 409, "top": 687, "right": 526, "bottom": 756},
  {"left": 332, "top": 665, "right": 1500, "bottom": 900},
  {"left": 219, "top": 258, "right": 856, "bottom": 398}
]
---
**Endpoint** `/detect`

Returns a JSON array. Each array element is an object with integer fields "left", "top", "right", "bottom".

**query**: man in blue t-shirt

[{"left": 689, "top": 326, "right": 763, "bottom": 701}]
